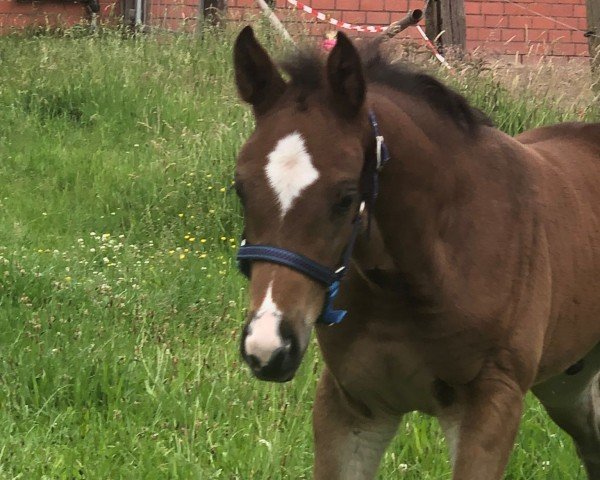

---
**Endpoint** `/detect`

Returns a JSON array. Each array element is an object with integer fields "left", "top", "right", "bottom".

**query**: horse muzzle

[{"left": 240, "top": 318, "right": 305, "bottom": 383}]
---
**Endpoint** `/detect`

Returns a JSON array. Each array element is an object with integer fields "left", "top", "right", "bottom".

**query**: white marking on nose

[
  {"left": 265, "top": 132, "right": 319, "bottom": 217},
  {"left": 245, "top": 282, "right": 284, "bottom": 367}
]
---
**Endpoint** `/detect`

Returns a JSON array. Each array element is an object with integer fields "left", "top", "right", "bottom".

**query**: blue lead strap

[
  {"left": 236, "top": 110, "right": 388, "bottom": 326},
  {"left": 320, "top": 280, "right": 345, "bottom": 325}
]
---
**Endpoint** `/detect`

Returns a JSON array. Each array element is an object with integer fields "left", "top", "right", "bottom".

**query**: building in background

[{"left": 0, "top": 0, "right": 591, "bottom": 59}]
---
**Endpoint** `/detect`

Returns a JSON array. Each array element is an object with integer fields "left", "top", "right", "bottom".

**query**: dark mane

[
  {"left": 280, "top": 49, "right": 324, "bottom": 92},
  {"left": 279, "top": 46, "right": 493, "bottom": 132}
]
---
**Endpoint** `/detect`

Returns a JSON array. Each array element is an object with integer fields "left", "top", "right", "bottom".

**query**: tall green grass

[{"left": 0, "top": 27, "right": 595, "bottom": 478}]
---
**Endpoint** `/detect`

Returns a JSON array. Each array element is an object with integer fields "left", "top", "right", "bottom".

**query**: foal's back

[
  {"left": 518, "top": 122, "right": 600, "bottom": 146},
  {"left": 516, "top": 122, "right": 600, "bottom": 378}
]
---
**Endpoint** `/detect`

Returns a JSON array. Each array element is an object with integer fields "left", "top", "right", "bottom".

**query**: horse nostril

[
  {"left": 246, "top": 354, "right": 262, "bottom": 371},
  {"left": 268, "top": 346, "right": 288, "bottom": 370}
]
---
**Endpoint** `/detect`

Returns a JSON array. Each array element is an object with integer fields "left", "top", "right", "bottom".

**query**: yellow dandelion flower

[
  {"left": 65, "top": 276, "right": 72, "bottom": 282},
  {"left": 184, "top": 248, "right": 190, "bottom": 253},
  {"left": 189, "top": 237, "right": 195, "bottom": 242},
  {"left": 220, "top": 187, "right": 226, "bottom": 193},
  {"left": 200, "top": 239, "right": 207, "bottom": 243},
  {"left": 169, "top": 250, "right": 175, "bottom": 255},
  {"left": 220, "top": 236, "right": 226, "bottom": 241},
  {"left": 178, "top": 213, "right": 184, "bottom": 218},
  {"left": 200, "top": 253, "right": 207, "bottom": 259},
  {"left": 179, "top": 254, "right": 186, "bottom": 260}
]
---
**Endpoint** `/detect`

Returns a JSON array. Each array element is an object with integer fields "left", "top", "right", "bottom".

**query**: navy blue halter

[{"left": 237, "top": 110, "right": 390, "bottom": 325}]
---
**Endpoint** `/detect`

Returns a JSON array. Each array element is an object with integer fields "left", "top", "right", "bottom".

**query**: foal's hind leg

[
  {"left": 533, "top": 349, "right": 600, "bottom": 479},
  {"left": 313, "top": 368, "right": 400, "bottom": 480}
]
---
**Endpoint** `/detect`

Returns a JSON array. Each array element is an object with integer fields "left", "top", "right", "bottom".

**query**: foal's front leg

[
  {"left": 442, "top": 366, "right": 527, "bottom": 480},
  {"left": 313, "top": 368, "right": 400, "bottom": 480}
]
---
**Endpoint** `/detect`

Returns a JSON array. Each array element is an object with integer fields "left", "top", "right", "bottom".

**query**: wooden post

[
  {"left": 256, "top": 0, "right": 294, "bottom": 43},
  {"left": 203, "top": 0, "right": 226, "bottom": 26},
  {"left": 586, "top": 0, "right": 600, "bottom": 90},
  {"left": 121, "top": 0, "right": 136, "bottom": 27},
  {"left": 198, "top": 0, "right": 205, "bottom": 35},
  {"left": 425, "top": 0, "right": 466, "bottom": 53},
  {"left": 384, "top": 9, "right": 423, "bottom": 39}
]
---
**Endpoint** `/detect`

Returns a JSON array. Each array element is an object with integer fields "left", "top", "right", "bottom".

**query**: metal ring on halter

[{"left": 359, "top": 200, "right": 366, "bottom": 215}]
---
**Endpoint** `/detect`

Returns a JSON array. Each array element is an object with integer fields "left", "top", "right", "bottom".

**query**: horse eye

[{"left": 333, "top": 194, "right": 355, "bottom": 215}]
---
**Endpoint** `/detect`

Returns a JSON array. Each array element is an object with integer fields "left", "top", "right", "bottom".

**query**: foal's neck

[{"left": 366, "top": 89, "right": 491, "bottom": 309}]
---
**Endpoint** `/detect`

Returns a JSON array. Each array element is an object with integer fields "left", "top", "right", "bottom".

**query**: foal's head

[{"left": 233, "top": 27, "right": 370, "bottom": 382}]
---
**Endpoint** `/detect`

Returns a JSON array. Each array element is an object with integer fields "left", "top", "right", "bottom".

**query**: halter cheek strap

[{"left": 236, "top": 110, "right": 389, "bottom": 326}]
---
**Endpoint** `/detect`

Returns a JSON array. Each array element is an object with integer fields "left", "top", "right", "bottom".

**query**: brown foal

[{"left": 232, "top": 26, "right": 600, "bottom": 479}]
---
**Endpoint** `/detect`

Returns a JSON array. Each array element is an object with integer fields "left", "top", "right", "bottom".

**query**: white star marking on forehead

[{"left": 265, "top": 132, "right": 319, "bottom": 218}]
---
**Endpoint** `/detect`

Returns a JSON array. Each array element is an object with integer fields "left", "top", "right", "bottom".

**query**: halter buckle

[{"left": 376, "top": 135, "right": 385, "bottom": 171}]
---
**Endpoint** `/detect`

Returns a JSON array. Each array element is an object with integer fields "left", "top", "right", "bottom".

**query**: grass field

[{"left": 0, "top": 26, "right": 597, "bottom": 479}]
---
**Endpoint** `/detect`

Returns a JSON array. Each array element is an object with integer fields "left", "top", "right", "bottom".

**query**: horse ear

[
  {"left": 326, "top": 32, "right": 365, "bottom": 117},
  {"left": 234, "top": 26, "right": 286, "bottom": 116}
]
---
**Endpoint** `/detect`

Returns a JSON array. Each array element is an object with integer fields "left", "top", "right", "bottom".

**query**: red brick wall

[
  {"left": 148, "top": 0, "right": 197, "bottom": 31},
  {"left": 228, "top": 0, "right": 427, "bottom": 39},
  {"left": 229, "top": 0, "right": 591, "bottom": 58},
  {"left": 0, "top": 0, "right": 96, "bottom": 31},
  {"left": 467, "top": 0, "right": 589, "bottom": 57},
  {"left": 0, "top": 0, "right": 591, "bottom": 58}
]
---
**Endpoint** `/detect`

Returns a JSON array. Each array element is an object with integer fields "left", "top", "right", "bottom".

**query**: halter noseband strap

[
  {"left": 236, "top": 109, "right": 389, "bottom": 326},
  {"left": 237, "top": 243, "right": 343, "bottom": 286}
]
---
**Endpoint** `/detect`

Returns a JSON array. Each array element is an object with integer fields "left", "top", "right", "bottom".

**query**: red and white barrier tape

[
  {"left": 283, "top": 0, "right": 451, "bottom": 68},
  {"left": 416, "top": 25, "right": 453, "bottom": 70},
  {"left": 282, "top": 0, "right": 594, "bottom": 71},
  {"left": 285, "top": 0, "right": 388, "bottom": 33}
]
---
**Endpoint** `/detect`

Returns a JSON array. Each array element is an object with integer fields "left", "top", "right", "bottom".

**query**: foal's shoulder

[{"left": 516, "top": 122, "right": 600, "bottom": 147}]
